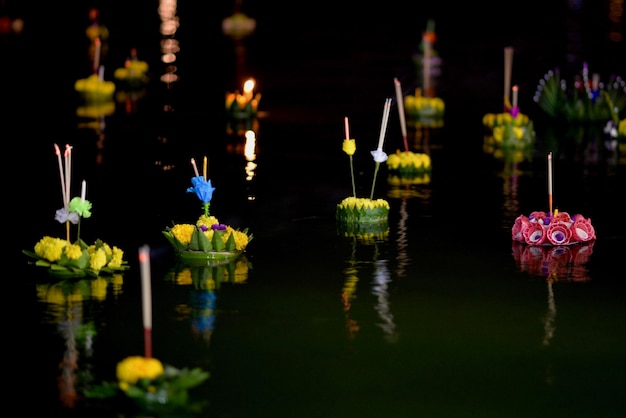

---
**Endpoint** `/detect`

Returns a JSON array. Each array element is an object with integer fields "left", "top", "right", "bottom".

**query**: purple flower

[{"left": 211, "top": 224, "right": 227, "bottom": 231}]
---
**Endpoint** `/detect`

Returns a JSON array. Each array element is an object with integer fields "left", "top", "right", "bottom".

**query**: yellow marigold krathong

[
  {"left": 116, "top": 356, "right": 165, "bottom": 386},
  {"left": 163, "top": 157, "right": 253, "bottom": 266}
]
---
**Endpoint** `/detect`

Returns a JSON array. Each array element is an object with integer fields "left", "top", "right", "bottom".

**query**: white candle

[
  {"left": 377, "top": 98, "right": 392, "bottom": 150},
  {"left": 54, "top": 144, "right": 67, "bottom": 207},
  {"left": 64, "top": 145, "right": 72, "bottom": 209},
  {"left": 512, "top": 85, "right": 518, "bottom": 108},
  {"left": 81, "top": 180, "right": 86, "bottom": 202},
  {"left": 394, "top": 78, "right": 407, "bottom": 139},
  {"left": 93, "top": 37, "right": 101, "bottom": 74},
  {"left": 344, "top": 116, "right": 350, "bottom": 140},
  {"left": 191, "top": 158, "right": 200, "bottom": 177},
  {"left": 139, "top": 245, "right": 152, "bottom": 330},
  {"left": 548, "top": 152, "right": 552, "bottom": 196}
]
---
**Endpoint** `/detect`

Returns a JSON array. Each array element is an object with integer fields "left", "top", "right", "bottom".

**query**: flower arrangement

[
  {"left": 226, "top": 78, "right": 261, "bottom": 119},
  {"left": 482, "top": 110, "right": 536, "bottom": 155},
  {"left": 512, "top": 210, "right": 596, "bottom": 246},
  {"left": 83, "top": 355, "right": 210, "bottom": 413},
  {"left": 75, "top": 72, "right": 116, "bottom": 102},
  {"left": 533, "top": 63, "right": 626, "bottom": 122},
  {"left": 337, "top": 106, "right": 391, "bottom": 233},
  {"left": 114, "top": 48, "right": 150, "bottom": 89},
  {"left": 23, "top": 144, "right": 129, "bottom": 278},
  {"left": 162, "top": 156, "right": 253, "bottom": 265},
  {"left": 386, "top": 150, "right": 431, "bottom": 178}
]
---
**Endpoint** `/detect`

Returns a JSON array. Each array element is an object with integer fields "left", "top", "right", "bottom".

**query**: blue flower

[{"left": 187, "top": 176, "right": 215, "bottom": 204}]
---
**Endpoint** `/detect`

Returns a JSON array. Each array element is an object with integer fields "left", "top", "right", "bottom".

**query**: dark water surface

[{"left": 7, "top": 1, "right": 626, "bottom": 417}]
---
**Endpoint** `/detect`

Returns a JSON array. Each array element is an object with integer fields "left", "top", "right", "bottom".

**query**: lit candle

[
  {"left": 203, "top": 156, "right": 208, "bottom": 180},
  {"left": 191, "top": 158, "right": 200, "bottom": 177},
  {"left": 243, "top": 78, "right": 255, "bottom": 101},
  {"left": 344, "top": 116, "right": 350, "bottom": 140},
  {"left": 377, "top": 98, "right": 392, "bottom": 150},
  {"left": 138, "top": 245, "right": 152, "bottom": 358},
  {"left": 512, "top": 85, "right": 518, "bottom": 109},
  {"left": 81, "top": 180, "right": 86, "bottom": 202}
]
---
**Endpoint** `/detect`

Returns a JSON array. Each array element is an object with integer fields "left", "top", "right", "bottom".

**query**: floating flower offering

[
  {"left": 337, "top": 106, "right": 391, "bottom": 233},
  {"left": 512, "top": 210, "right": 596, "bottom": 246},
  {"left": 23, "top": 144, "right": 129, "bottom": 278},
  {"left": 83, "top": 355, "right": 210, "bottom": 414},
  {"left": 226, "top": 78, "right": 261, "bottom": 119},
  {"left": 162, "top": 156, "right": 252, "bottom": 265},
  {"left": 533, "top": 63, "right": 626, "bottom": 122},
  {"left": 386, "top": 150, "right": 431, "bottom": 178},
  {"left": 113, "top": 48, "right": 150, "bottom": 89},
  {"left": 75, "top": 71, "right": 116, "bottom": 102}
]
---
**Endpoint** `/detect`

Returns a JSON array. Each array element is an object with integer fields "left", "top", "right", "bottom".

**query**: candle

[
  {"left": 512, "top": 85, "right": 518, "bottom": 109},
  {"left": 344, "top": 116, "right": 350, "bottom": 140},
  {"left": 191, "top": 158, "right": 200, "bottom": 177},
  {"left": 64, "top": 145, "right": 72, "bottom": 209},
  {"left": 81, "top": 180, "right": 86, "bottom": 202},
  {"left": 504, "top": 46, "right": 513, "bottom": 105},
  {"left": 548, "top": 152, "right": 553, "bottom": 214},
  {"left": 93, "top": 37, "right": 101, "bottom": 74},
  {"left": 243, "top": 78, "right": 255, "bottom": 101},
  {"left": 203, "top": 156, "right": 208, "bottom": 180},
  {"left": 393, "top": 77, "right": 408, "bottom": 151},
  {"left": 377, "top": 98, "right": 392, "bottom": 150},
  {"left": 423, "top": 41, "right": 431, "bottom": 96},
  {"left": 139, "top": 245, "right": 152, "bottom": 358},
  {"left": 54, "top": 144, "right": 67, "bottom": 207}
]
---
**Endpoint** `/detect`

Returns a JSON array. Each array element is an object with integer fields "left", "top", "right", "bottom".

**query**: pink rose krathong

[{"left": 512, "top": 211, "right": 596, "bottom": 246}]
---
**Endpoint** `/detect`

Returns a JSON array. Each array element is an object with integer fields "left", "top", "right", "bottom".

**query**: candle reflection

[{"left": 159, "top": 0, "right": 180, "bottom": 85}]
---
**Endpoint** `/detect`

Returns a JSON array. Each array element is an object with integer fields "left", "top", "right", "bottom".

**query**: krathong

[
  {"left": 75, "top": 67, "right": 116, "bottom": 102},
  {"left": 225, "top": 78, "right": 261, "bottom": 119},
  {"left": 83, "top": 355, "right": 210, "bottom": 414},
  {"left": 113, "top": 48, "right": 150, "bottom": 89},
  {"left": 162, "top": 157, "right": 253, "bottom": 265},
  {"left": 23, "top": 144, "right": 129, "bottom": 278},
  {"left": 511, "top": 152, "right": 596, "bottom": 246},
  {"left": 533, "top": 63, "right": 626, "bottom": 122},
  {"left": 337, "top": 107, "right": 391, "bottom": 235}
]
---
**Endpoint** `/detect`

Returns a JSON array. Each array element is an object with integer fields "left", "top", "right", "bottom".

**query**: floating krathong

[
  {"left": 533, "top": 63, "right": 626, "bottom": 122},
  {"left": 511, "top": 152, "right": 596, "bottom": 246},
  {"left": 162, "top": 156, "right": 253, "bottom": 265},
  {"left": 226, "top": 78, "right": 261, "bottom": 119},
  {"left": 337, "top": 104, "right": 391, "bottom": 236},
  {"left": 23, "top": 144, "right": 130, "bottom": 278}
]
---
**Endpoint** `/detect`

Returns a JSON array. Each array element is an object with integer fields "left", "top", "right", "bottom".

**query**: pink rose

[
  {"left": 512, "top": 215, "right": 530, "bottom": 242},
  {"left": 523, "top": 222, "right": 547, "bottom": 245},
  {"left": 546, "top": 222, "right": 572, "bottom": 245},
  {"left": 571, "top": 218, "right": 596, "bottom": 242}
]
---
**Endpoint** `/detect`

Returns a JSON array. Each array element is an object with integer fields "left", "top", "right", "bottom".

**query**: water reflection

[
  {"left": 166, "top": 257, "right": 251, "bottom": 346},
  {"left": 511, "top": 241, "right": 595, "bottom": 283},
  {"left": 36, "top": 274, "right": 123, "bottom": 409}
]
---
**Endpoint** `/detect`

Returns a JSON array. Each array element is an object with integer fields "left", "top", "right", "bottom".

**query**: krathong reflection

[
  {"left": 167, "top": 257, "right": 250, "bottom": 346},
  {"left": 511, "top": 240, "right": 595, "bottom": 283},
  {"left": 341, "top": 235, "right": 397, "bottom": 343},
  {"left": 36, "top": 273, "right": 123, "bottom": 409},
  {"left": 159, "top": 0, "right": 180, "bottom": 85}
]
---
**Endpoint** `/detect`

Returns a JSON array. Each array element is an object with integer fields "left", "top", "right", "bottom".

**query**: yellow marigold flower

[
  {"left": 45, "top": 284, "right": 66, "bottom": 305},
  {"left": 91, "top": 277, "right": 108, "bottom": 301},
  {"left": 176, "top": 268, "right": 193, "bottom": 285},
  {"left": 34, "top": 236, "right": 67, "bottom": 262},
  {"left": 618, "top": 119, "right": 626, "bottom": 136},
  {"left": 107, "top": 246, "right": 124, "bottom": 268},
  {"left": 116, "top": 356, "right": 164, "bottom": 385},
  {"left": 89, "top": 248, "right": 108, "bottom": 271},
  {"left": 197, "top": 215, "right": 220, "bottom": 229},
  {"left": 342, "top": 139, "right": 356, "bottom": 156},
  {"left": 64, "top": 243, "right": 83, "bottom": 260},
  {"left": 228, "top": 228, "right": 249, "bottom": 251},
  {"left": 513, "top": 127, "right": 525, "bottom": 140},
  {"left": 202, "top": 228, "right": 215, "bottom": 241},
  {"left": 171, "top": 223, "right": 196, "bottom": 245}
]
